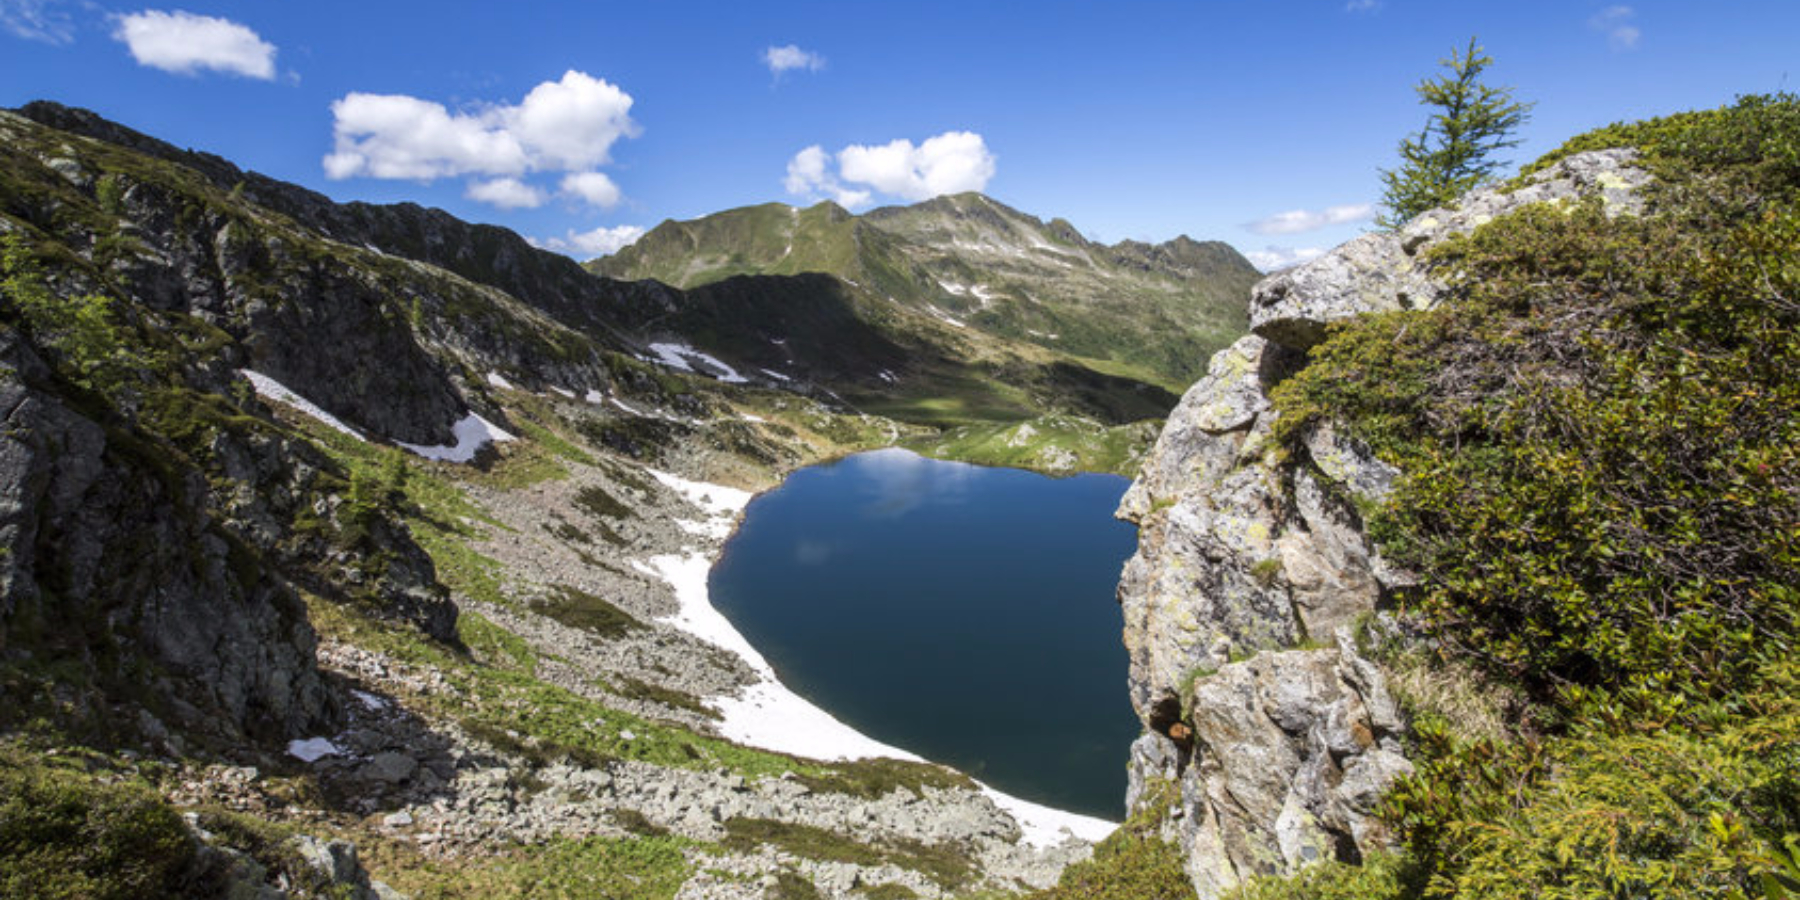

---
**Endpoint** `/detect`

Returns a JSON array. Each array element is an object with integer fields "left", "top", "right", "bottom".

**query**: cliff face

[
  {"left": 1114, "top": 149, "right": 1651, "bottom": 897},
  {"left": 0, "top": 329, "right": 334, "bottom": 749}
]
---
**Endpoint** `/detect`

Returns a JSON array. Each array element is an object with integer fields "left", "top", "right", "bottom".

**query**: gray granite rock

[{"left": 1249, "top": 148, "right": 1650, "bottom": 351}]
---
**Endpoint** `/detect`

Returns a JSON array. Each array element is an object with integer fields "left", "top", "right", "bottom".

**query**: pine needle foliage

[{"left": 1376, "top": 38, "right": 1533, "bottom": 229}]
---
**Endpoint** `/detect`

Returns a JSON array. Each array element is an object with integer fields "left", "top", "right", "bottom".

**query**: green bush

[
  {"left": 1384, "top": 667, "right": 1800, "bottom": 899},
  {"left": 0, "top": 753, "right": 195, "bottom": 899},
  {"left": 1267, "top": 92, "right": 1800, "bottom": 899},
  {"left": 1, "top": 233, "right": 126, "bottom": 390},
  {"left": 1274, "top": 174, "right": 1799, "bottom": 700},
  {"left": 1029, "top": 782, "right": 1191, "bottom": 900},
  {"left": 1222, "top": 854, "right": 1405, "bottom": 900}
]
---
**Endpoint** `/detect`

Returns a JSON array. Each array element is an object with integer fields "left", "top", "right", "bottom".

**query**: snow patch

[
  {"left": 647, "top": 342, "right": 749, "bottom": 384},
  {"left": 486, "top": 371, "right": 515, "bottom": 390},
  {"left": 877, "top": 370, "right": 897, "bottom": 384},
  {"left": 548, "top": 386, "right": 575, "bottom": 399},
  {"left": 926, "top": 306, "right": 967, "bottom": 329},
  {"left": 351, "top": 690, "right": 391, "bottom": 712},
  {"left": 239, "top": 370, "right": 365, "bottom": 441},
  {"left": 646, "top": 469, "right": 752, "bottom": 518},
  {"left": 396, "top": 413, "right": 515, "bottom": 463},
  {"left": 286, "top": 737, "right": 344, "bottom": 762},
  {"left": 609, "top": 397, "right": 692, "bottom": 425},
  {"left": 983, "top": 788, "right": 1117, "bottom": 847},
  {"left": 584, "top": 389, "right": 606, "bottom": 405},
  {"left": 760, "top": 368, "right": 792, "bottom": 382}
]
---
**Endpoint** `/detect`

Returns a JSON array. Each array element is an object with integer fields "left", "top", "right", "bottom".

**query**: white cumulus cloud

[
  {"left": 1590, "top": 5, "right": 1640, "bottom": 50},
  {"left": 783, "top": 145, "right": 871, "bottom": 207},
  {"left": 2, "top": 0, "right": 75, "bottom": 44},
  {"left": 505, "top": 72, "right": 639, "bottom": 171},
  {"left": 560, "top": 171, "right": 622, "bottom": 208},
  {"left": 532, "top": 225, "right": 646, "bottom": 259},
  {"left": 764, "top": 43, "right": 825, "bottom": 75},
  {"left": 323, "top": 93, "right": 527, "bottom": 180},
  {"left": 112, "top": 10, "right": 276, "bottom": 79},
  {"left": 465, "top": 177, "right": 546, "bottom": 209},
  {"left": 786, "top": 131, "right": 996, "bottom": 208},
  {"left": 1245, "top": 203, "right": 1373, "bottom": 235},
  {"left": 1244, "top": 245, "right": 1328, "bottom": 272},
  {"left": 323, "top": 70, "right": 640, "bottom": 210}
]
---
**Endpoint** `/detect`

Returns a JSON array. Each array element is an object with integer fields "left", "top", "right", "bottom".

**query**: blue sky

[{"left": 3, "top": 1, "right": 1797, "bottom": 268}]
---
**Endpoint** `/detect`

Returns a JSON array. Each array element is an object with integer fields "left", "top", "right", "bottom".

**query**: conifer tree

[{"left": 1376, "top": 38, "right": 1533, "bottom": 229}]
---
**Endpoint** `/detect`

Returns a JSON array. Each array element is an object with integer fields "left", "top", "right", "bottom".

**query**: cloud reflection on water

[{"left": 846, "top": 448, "right": 977, "bottom": 519}]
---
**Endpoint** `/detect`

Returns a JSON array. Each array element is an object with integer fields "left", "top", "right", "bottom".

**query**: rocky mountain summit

[{"left": 1112, "top": 148, "right": 1655, "bottom": 897}]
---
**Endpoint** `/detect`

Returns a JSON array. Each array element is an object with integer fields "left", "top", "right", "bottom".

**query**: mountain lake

[{"left": 708, "top": 448, "right": 1140, "bottom": 819}]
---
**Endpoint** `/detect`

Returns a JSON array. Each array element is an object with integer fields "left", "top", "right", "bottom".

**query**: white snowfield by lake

[
  {"left": 647, "top": 342, "right": 749, "bottom": 384},
  {"left": 396, "top": 413, "right": 515, "bottom": 463},
  {"left": 635, "top": 468, "right": 1118, "bottom": 848},
  {"left": 240, "top": 370, "right": 366, "bottom": 441}
]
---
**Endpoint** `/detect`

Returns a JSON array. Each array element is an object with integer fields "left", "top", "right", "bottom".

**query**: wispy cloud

[
  {"left": 786, "top": 131, "right": 996, "bottom": 209},
  {"left": 1244, "top": 245, "right": 1328, "bottom": 272},
  {"left": 1245, "top": 203, "right": 1373, "bottom": 236},
  {"left": 531, "top": 225, "right": 646, "bottom": 259},
  {"left": 1590, "top": 5, "right": 1640, "bottom": 51},
  {"left": 763, "top": 43, "right": 825, "bottom": 76},
  {"left": 1, "top": 0, "right": 75, "bottom": 44},
  {"left": 112, "top": 10, "right": 277, "bottom": 79},
  {"left": 1345, "top": 0, "right": 1382, "bottom": 12},
  {"left": 324, "top": 70, "right": 641, "bottom": 210}
]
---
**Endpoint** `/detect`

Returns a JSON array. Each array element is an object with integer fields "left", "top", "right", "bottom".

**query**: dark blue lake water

[{"left": 708, "top": 449, "right": 1140, "bottom": 818}]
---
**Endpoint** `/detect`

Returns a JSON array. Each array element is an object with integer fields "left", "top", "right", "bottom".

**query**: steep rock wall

[
  {"left": 1115, "top": 149, "right": 1650, "bottom": 897},
  {"left": 0, "top": 330, "right": 333, "bottom": 749}
]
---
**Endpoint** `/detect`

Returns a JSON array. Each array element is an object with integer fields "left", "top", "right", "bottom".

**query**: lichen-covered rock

[
  {"left": 1131, "top": 633, "right": 1409, "bottom": 899},
  {"left": 1249, "top": 148, "right": 1650, "bottom": 351},
  {"left": 288, "top": 835, "right": 408, "bottom": 900}
]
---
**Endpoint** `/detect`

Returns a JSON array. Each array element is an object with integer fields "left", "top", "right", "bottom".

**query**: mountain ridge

[{"left": 593, "top": 191, "right": 1260, "bottom": 391}]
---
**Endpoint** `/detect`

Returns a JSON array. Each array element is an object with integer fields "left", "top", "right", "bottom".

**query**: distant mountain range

[{"left": 594, "top": 193, "right": 1259, "bottom": 394}]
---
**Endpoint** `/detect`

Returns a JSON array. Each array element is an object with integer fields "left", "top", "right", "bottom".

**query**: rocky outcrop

[
  {"left": 1116, "top": 150, "right": 1649, "bottom": 896},
  {"left": 0, "top": 330, "right": 332, "bottom": 748}
]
